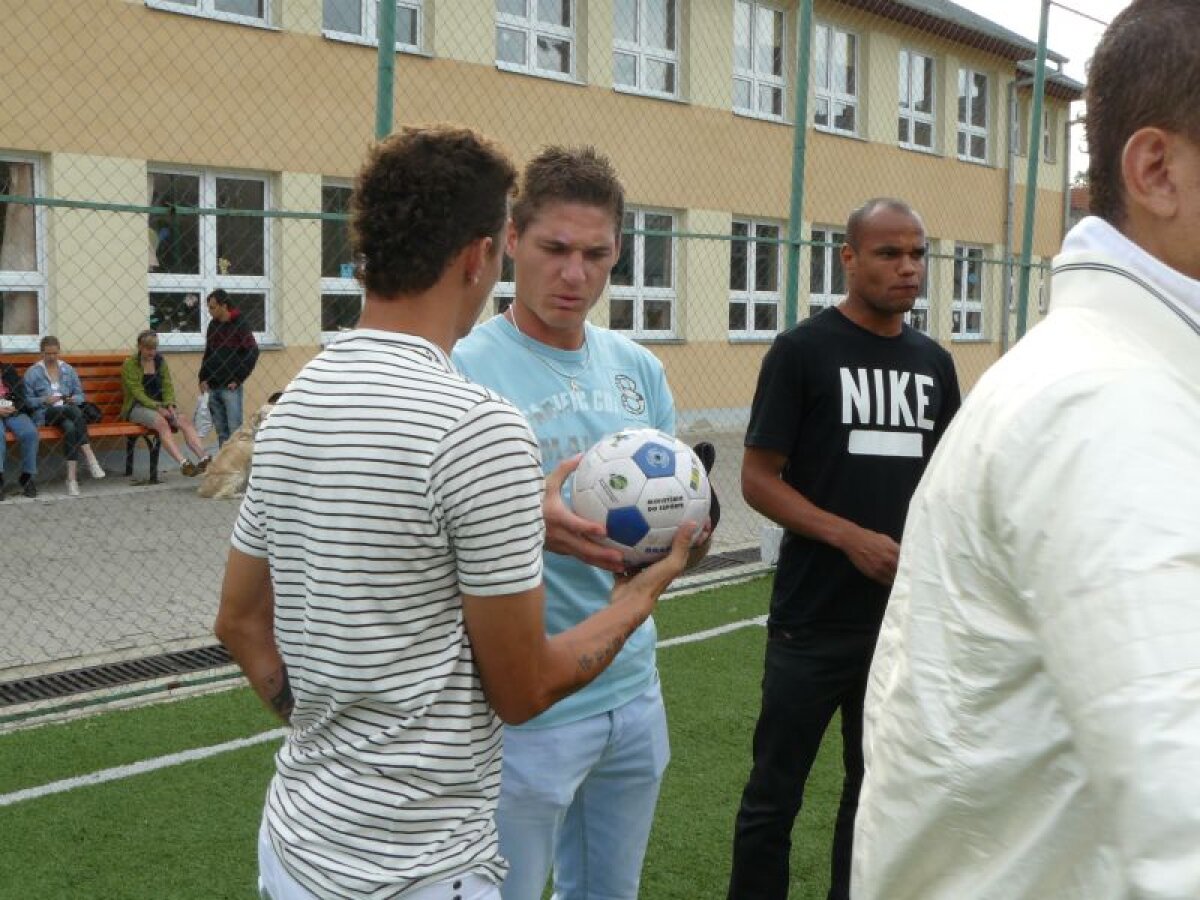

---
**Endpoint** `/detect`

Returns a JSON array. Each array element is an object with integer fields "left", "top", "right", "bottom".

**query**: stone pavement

[{"left": 1, "top": 431, "right": 765, "bottom": 681}]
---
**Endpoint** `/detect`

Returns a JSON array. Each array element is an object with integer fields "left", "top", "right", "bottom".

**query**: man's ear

[
  {"left": 1122, "top": 127, "right": 1178, "bottom": 220},
  {"left": 840, "top": 241, "right": 856, "bottom": 275},
  {"left": 462, "top": 235, "right": 493, "bottom": 284}
]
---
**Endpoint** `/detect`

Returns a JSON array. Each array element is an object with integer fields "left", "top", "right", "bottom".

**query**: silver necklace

[{"left": 507, "top": 304, "right": 591, "bottom": 393}]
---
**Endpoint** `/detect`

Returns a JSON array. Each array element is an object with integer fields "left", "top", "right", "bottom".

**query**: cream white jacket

[{"left": 853, "top": 224, "right": 1200, "bottom": 900}]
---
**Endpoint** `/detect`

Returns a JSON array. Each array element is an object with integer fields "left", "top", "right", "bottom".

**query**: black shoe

[{"left": 22, "top": 479, "right": 37, "bottom": 498}]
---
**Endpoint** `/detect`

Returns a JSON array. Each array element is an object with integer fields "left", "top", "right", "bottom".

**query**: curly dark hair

[
  {"left": 1087, "top": 0, "right": 1200, "bottom": 225},
  {"left": 351, "top": 125, "right": 517, "bottom": 297},
  {"left": 511, "top": 146, "right": 624, "bottom": 237}
]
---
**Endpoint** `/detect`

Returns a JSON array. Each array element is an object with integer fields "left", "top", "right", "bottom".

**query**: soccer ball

[{"left": 570, "top": 428, "right": 711, "bottom": 567}]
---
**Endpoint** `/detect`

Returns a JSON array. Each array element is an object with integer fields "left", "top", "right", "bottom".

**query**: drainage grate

[
  {"left": 0, "top": 645, "right": 233, "bottom": 707},
  {"left": 0, "top": 549, "right": 766, "bottom": 707}
]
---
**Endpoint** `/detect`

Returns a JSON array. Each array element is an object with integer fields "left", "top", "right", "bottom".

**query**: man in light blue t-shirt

[{"left": 454, "top": 146, "right": 705, "bottom": 900}]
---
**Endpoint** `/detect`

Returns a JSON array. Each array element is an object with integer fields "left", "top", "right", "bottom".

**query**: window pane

[
  {"left": 753, "top": 301, "right": 777, "bottom": 331},
  {"left": 396, "top": 4, "right": 419, "bottom": 45},
  {"left": 733, "top": 78, "right": 751, "bottom": 111},
  {"left": 646, "top": 0, "right": 674, "bottom": 51},
  {"left": 0, "top": 161, "right": 37, "bottom": 272},
  {"left": 324, "top": 0, "right": 362, "bottom": 34},
  {"left": 733, "top": 1, "right": 751, "bottom": 71},
  {"left": 966, "top": 310, "right": 982, "bottom": 333},
  {"left": 808, "top": 230, "right": 826, "bottom": 293},
  {"left": 755, "top": 8, "right": 783, "bottom": 77},
  {"left": 609, "top": 297, "right": 634, "bottom": 330},
  {"left": 831, "top": 232, "right": 846, "bottom": 294},
  {"left": 497, "top": 26, "right": 526, "bottom": 64},
  {"left": 808, "top": 303, "right": 824, "bottom": 319},
  {"left": 647, "top": 59, "right": 675, "bottom": 94},
  {"left": 614, "top": 0, "right": 637, "bottom": 43},
  {"left": 322, "top": 293, "right": 362, "bottom": 332},
  {"left": 536, "top": 36, "right": 571, "bottom": 73},
  {"left": 215, "top": 0, "right": 264, "bottom": 16},
  {"left": 614, "top": 52, "right": 637, "bottom": 87},
  {"left": 494, "top": 294, "right": 514, "bottom": 315},
  {"left": 898, "top": 117, "right": 909, "bottom": 144},
  {"left": 909, "top": 308, "right": 928, "bottom": 332},
  {"left": 149, "top": 291, "right": 202, "bottom": 333},
  {"left": 813, "top": 24, "right": 829, "bottom": 90},
  {"left": 537, "top": 0, "right": 569, "bottom": 27},
  {"left": 954, "top": 255, "right": 964, "bottom": 299},
  {"left": 729, "top": 301, "right": 747, "bottom": 331},
  {"left": 914, "top": 120, "right": 933, "bottom": 148},
  {"left": 228, "top": 292, "right": 266, "bottom": 332},
  {"left": 149, "top": 172, "right": 200, "bottom": 275},
  {"left": 840, "top": 32, "right": 856, "bottom": 94},
  {"left": 814, "top": 96, "right": 830, "bottom": 127},
  {"left": 952, "top": 308, "right": 962, "bottom": 333},
  {"left": 971, "top": 72, "right": 987, "bottom": 127},
  {"left": 216, "top": 177, "right": 265, "bottom": 277},
  {"left": 644, "top": 299, "right": 672, "bottom": 331},
  {"left": 915, "top": 56, "right": 934, "bottom": 113},
  {"left": 759, "top": 84, "right": 782, "bottom": 117},
  {"left": 730, "top": 222, "right": 748, "bottom": 291},
  {"left": 643, "top": 214, "right": 673, "bottom": 287},
  {"left": 611, "top": 215, "right": 635, "bottom": 287},
  {"left": 497, "top": 0, "right": 525, "bottom": 15},
  {"left": 321, "top": 185, "right": 353, "bottom": 279},
  {"left": 899, "top": 51, "right": 910, "bottom": 107},
  {"left": 1, "top": 290, "right": 39, "bottom": 335},
  {"left": 957, "top": 131, "right": 967, "bottom": 157},
  {"left": 970, "top": 134, "right": 986, "bottom": 160},
  {"left": 833, "top": 102, "right": 855, "bottom": 132},
  {"left": 755, "top": 230, "right": 778, "bottom": 292}
]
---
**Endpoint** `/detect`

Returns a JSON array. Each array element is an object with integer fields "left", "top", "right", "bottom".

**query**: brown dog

[{"left": 196, "top": 400, "right": 275, "bottom": 499}]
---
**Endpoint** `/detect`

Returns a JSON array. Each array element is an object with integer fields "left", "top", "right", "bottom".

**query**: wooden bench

[{"left": 3, "top": 353, "right": 162, "bottom": 483}]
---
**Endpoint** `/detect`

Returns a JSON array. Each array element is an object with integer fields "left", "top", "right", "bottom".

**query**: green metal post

[
  {"left": 1016, "top": 0, "right": 1050, "bottom": 341},
  {"left": 784, "top": 0, "right": 815, "bottom": 329},
  {"left": 375, "top": 1, "right": 397, "bottom": 139}
]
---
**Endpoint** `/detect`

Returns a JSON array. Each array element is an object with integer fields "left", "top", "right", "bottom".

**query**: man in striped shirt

[{"left": 214, "top": 126, "right": 695, "bottom": 900}]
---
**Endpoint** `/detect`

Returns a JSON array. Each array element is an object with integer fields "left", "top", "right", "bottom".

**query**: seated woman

[
  {"left": 120, "top": 330, "right": 210, "bottom": 477},
  {"left": 23, "top": 335, "right": 106, "bottom": 497},
  {"left": 1, "top": 358, "right": 39, "bottom": 499}
]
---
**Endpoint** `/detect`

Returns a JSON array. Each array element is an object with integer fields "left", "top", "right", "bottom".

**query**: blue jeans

[
  {"left": 1, "top": 412, "right": 39, "bottom": 478},
  {"left": 497, "top": 680, "right": 670, "bottom": 900},
  {"left": 208, "top": 385, "right": 243, "bottom": 446}
]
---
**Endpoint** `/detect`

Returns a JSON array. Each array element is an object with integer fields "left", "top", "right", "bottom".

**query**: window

[
  {"left": 148, "top": 168, "right": 271, "bottom": 344},
  {"left": 729, "top": 219, "right": 781, "bottom": 338},
  {"left": 906, "top": 265, "right": 930, "bottom": 334},
  {"left": 899, "top": 49, "right": 936, "bottom": 150},
  {"left": 613, "top": 0, "right": 678, "bottom": 97},
  {"left": 957, "top": 68, "right": 988, "bottom": 162},
  {"left": 147, "top": 0, "right": 268, "bottom": 26},
  {"left": 0, "top": 157, "right": 45, "bottom": 344},
  {"left": 813, "top": 23, "right": 857, "bottom": 135},
  {"left": 952, "top": 244, "right": 985, "bottom": 339},
  {"left": 323, "top": 0, "right": 423, "bottom": 50},
  {"left": 807, "top": 226, "right": 845, "bottom": 318},
  {"left": 1042, "top": 107, "right": 1057, "bottom": 162},
  {"left": 496, "top": 0, "right": 575, "bottom": 79},
  {"left": 492, "top": 255, "right": 515, "bottom": 316},
  {"left": 320, "top": 181, "right": 362, "bottom": 337},
  {"left": 733, "top": 1, "right": 785, "bottom": 120},
  {"left": 610, "top": 209, "right": 676, "bottom": 337}
]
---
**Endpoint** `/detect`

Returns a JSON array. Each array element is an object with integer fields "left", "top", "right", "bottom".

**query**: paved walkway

[{"left": 2, "top": 431, "right": 764, "bottom": 680}]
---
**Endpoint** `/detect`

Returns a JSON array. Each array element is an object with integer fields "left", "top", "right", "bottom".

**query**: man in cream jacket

[{"left": 852, "top": 2, "right": 1200, "bottom": 898}]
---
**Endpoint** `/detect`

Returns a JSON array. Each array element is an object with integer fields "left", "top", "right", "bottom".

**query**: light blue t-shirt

[{"left": 453, "top": 314, "right": 675, "bottom": 728}]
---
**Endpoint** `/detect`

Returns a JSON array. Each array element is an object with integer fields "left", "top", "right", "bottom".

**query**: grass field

[{"left": 0, "top": 575, "right": 845, "bottom": 899}]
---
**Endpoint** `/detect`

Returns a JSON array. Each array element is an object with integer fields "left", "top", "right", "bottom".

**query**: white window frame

[
  {"left": 807, "top": 225, "right": 845, "bottom": 318},
  {"left": 492, "top": 254, "right": 515, "bottom": 317},
  {"left": 952, "top": 243, "right": 986, "bottom": 340},
  {"left": 146, "top": 0, "right": 271, "bottom": 28},
  {"left": 899, "top": 48, "right": 937, "bottom": 151},
  {"left": 496, "top": 0, "right": 577, "bottom": 81},
  {"left": 610, "top": 208, "right": 677, "bottom": 339},
  {"left": 613, "top": 0, "right": 680, "bottom": 99},
  {"left": 728, "top": 218, "right": 782, "bottom": 340},
  {"left": 322, "top": 0, "right": 424, "bottom": 52},
  {"left": 0, "top": 154, "right": 48, "bottom": 350},
  {"left": 733, "top": 0, "right": 787, "bottom": 122},
  {"left": 147, "top": 166, "right": 273, "bottom": 348},
  {"left": 957, "top": 68, "right": 989, "bottom": 163},
  {"left": 319, "top": 179, "right": 363, "bottom": 342},
  {"left": 812, "top": 22, "right": 858, "bottom": 136}
]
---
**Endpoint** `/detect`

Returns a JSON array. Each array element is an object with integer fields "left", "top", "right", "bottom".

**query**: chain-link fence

[{"left": 2, "top": 0, "right": 1087, "bottom": 685}]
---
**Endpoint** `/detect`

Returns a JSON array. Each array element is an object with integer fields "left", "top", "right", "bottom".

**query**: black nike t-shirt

[{"left": 746, "top": 307, "right": 961, "bottom": 631}]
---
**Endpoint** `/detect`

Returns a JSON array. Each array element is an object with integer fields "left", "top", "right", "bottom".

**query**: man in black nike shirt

[{"left": 727, "top": 198, "right": 961, "bottom": 900}]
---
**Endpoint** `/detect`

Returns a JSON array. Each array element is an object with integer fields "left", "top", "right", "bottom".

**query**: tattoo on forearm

[
  {"left": 265, "top": 664, "right": 294, "bottom": 722},
  {"left": 577, "top": 634, "right": 629, "bottom": 675}
]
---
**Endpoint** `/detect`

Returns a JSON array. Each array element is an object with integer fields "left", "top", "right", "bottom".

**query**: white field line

[{"left": 0, "top": 615, "right": 768, "bottom": 810}]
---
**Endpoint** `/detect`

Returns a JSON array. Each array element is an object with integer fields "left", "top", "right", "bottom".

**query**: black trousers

[
  {"left": 728, "top": 626, "right": 877, "bottom": 900},
  {"left": 44, "top": 404, "right": 90, "bottom": 462}
]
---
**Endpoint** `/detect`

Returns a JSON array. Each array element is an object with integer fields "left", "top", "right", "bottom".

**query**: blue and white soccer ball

[{"left": 570, "top": 428, "right": 711, "bottom": 567}]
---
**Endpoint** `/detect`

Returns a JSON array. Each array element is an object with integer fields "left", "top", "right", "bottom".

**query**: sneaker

[
  {"left": 67, "top": 480, "right": 80, "bottom": 497},
  {"left": 180, "top": 460, "right": 198, "bottom": 477},
  {"left": 22, "top": 479, "right": 37, "bottom": 498},
  {"left": 88, "top": 459, "right": 106, "bottom": 479},
  {"left": 197, "top": 455, "right": 212, "bottom": 474}
]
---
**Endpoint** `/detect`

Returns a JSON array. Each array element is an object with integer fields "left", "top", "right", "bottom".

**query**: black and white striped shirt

[{"left": 232, "top": 330, "right": 544, "bottom": 899}]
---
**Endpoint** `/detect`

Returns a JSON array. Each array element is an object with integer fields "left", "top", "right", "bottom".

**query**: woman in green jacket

[{"left": 121, "top": 330, "right": 210, "bottom": 477}]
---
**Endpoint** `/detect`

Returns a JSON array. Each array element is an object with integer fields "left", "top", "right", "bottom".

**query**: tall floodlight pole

[
  {"left": 1016, "top": 0, "right": 1051, "bottom": 340},
  {"left": 784, "top": 0, "right": 815, "bottom": 328},
  {"left": 375, "top": 1, "right": 397, "bottom": 138}
]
